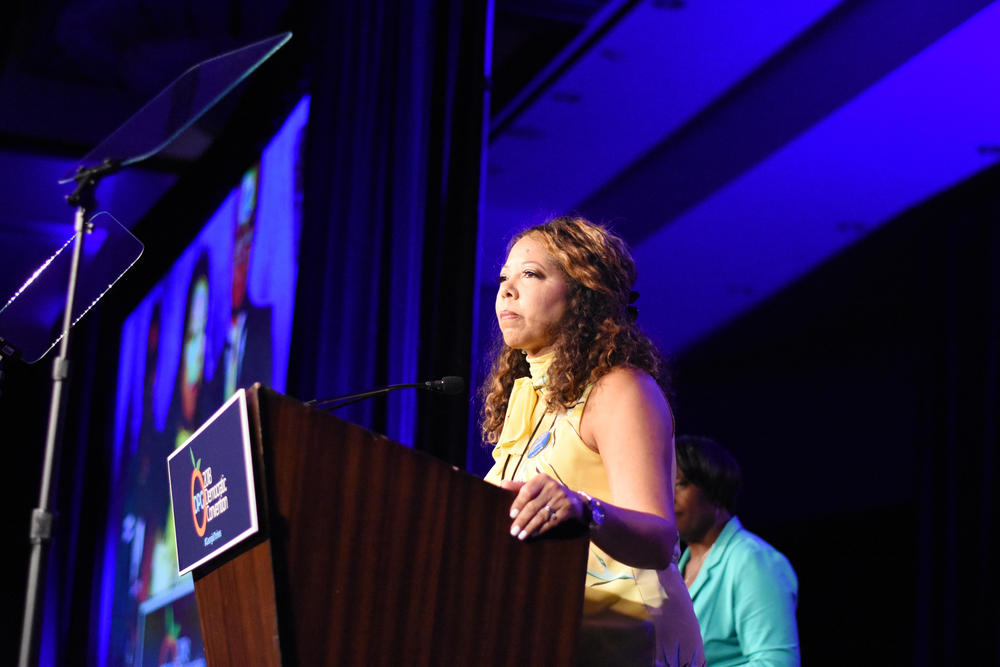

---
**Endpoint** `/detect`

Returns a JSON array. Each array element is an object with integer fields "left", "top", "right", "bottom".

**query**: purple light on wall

[{"left": 633, "top": 0, "right": 1000, "bottom": 353}]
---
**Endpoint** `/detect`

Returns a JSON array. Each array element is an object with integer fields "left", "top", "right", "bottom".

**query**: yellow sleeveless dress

[{"left": 484, "top": 353, "right": 704, "bottom": 667}]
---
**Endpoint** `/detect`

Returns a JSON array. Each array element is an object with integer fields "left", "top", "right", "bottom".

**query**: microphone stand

[
  {"left": 309, "top": 382, "right": 434, "bottom": 411},
  {"left": 307, "top": 377, "right": 464, "bottom": 411},
  {"left": 18, "top": 159, "right": 118, "bottom": 667}
]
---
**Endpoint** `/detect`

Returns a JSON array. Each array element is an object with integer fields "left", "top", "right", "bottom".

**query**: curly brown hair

[{"left": 479, "top": 216, "right": 668, "bottom": 444}]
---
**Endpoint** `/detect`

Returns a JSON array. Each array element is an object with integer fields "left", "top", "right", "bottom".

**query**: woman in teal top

[{"left": 674, "top": 436, "right": 800, "bottom": 666}]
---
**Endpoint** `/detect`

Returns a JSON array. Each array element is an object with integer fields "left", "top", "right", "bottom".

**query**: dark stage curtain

[
  {"left": 913, "top": 189, "right": 998, "bottom": 665},
  {"left": 289, "top": 0, "right": 487, "bottom": 462}
]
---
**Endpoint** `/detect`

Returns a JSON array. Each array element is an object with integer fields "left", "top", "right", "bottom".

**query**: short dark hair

[{"left": 675, "top": 435, "right": 742, "bottom": 514}]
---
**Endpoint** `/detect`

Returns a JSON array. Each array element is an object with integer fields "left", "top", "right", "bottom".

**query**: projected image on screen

[{"left": 102, "top": 97, "right": 308, "bottom": 666}]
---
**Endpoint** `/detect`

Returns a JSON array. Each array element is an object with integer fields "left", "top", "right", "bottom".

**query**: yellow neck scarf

[{"left": 495, "top": 351, "right": 555, "bottom": 451}]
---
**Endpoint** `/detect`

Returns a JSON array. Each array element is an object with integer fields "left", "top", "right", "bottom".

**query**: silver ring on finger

[{"left": 545, "top": 504, "right": 557, "bottom": 521}]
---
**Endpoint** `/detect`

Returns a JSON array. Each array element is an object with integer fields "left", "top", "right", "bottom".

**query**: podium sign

[{"left": 168, "top": 389, "right": 259, "bottom": 576}]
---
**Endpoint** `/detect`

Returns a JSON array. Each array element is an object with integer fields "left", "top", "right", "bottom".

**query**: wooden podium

[{"left": 191, "top": 385, "right": 589, "bottom": 665}]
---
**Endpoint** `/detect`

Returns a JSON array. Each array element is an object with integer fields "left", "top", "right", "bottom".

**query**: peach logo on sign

[
  {"left": 187, "top": 447, "right": 229, "bottom": 542},
  {"left": 189, "top": 448, "right": 208, "bottom": 537}
]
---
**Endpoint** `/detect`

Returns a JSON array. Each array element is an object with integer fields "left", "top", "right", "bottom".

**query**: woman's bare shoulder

[
  {"left": 582, "top": 366, "right": 671, "bottom": 444},
  {"left": 590, "top": 366, "right": 664, "bottom": 405}
]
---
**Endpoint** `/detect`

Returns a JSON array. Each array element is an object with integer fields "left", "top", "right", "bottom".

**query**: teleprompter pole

[{"left": 17, "top": 161, "right": 114, "bottom": 667}]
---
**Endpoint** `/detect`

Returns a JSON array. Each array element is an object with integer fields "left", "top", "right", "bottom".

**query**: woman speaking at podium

[{"left": 481, "top": 216, "right": 704, "bottom": 667}]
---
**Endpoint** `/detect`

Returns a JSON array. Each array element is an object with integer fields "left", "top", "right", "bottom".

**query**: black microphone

[
  {"left": 423, "top": 376, "right": 464, "bottom": 395},
  {"left": 306, "top": 376, "right": 464, "bottom": 411}
]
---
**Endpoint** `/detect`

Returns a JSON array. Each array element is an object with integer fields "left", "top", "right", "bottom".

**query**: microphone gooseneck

[{"left": 307, "top": 376, "right": 464, "bottom": 411}]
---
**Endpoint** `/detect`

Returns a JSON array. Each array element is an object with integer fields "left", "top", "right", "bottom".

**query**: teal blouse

[{"left": 678, "top": 517, "right": 800, "bottom": 666}]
